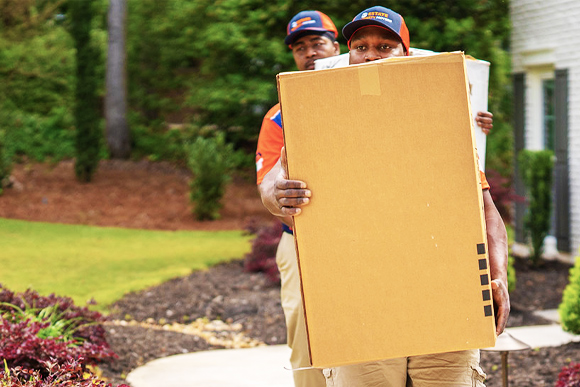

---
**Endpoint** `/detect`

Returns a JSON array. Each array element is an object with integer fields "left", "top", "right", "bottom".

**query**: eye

[
  {"left": 355, "top": 45, "right": 366, "bottom": 52},
  {"left": 380, "top": 44, "right": 394, "bottom": 51}
]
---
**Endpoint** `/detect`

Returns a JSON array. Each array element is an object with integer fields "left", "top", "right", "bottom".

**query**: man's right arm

[
  {"left": 258, "top": 149, "right": 311, "bottom": 225},
  {"left": 259, "top": 159, "right": 293, "bottom": 226}
]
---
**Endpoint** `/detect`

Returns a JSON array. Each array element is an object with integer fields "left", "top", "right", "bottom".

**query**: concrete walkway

[
  {"left": 126, "top": 310, "right": 580, "bottom": 387},
  {"left": 126, "top": 345, "right": 294, "bottom": 387}
]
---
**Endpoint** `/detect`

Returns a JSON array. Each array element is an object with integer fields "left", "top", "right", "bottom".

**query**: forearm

[
  {"left": 483, "top": 189, "right": 510, "bottom": 334},
  {"left": 483, "top": 190, "right": 508, "bottom": 285}
]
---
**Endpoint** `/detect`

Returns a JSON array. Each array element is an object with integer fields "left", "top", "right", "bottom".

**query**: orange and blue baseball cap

[
  {"left": 342, "top": 6, "right": 410, "bottom": 54},
  {"left": 285, "top": 10, "right": 338, "bottom": 46}
]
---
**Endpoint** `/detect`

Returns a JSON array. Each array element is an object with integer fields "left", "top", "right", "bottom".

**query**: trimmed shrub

[
  {"left": 187, "top": 133, "right": 234, "bottom": 220},
  {"left": 243, "top": 221, "right": 283, "bottom": 284},
  {"left": 559, "top": 252, "right": 580, "bottom": 334},
  {"left": 555, "top": 362, "right": 580, "bottom": 387},
  {"left": 518, "top": 150, "right": 554, "bottom": 265}
]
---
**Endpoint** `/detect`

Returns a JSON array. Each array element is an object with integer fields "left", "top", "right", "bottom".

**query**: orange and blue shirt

[{"left": 256, "top": 103, "right": 284, "bottom": 185}]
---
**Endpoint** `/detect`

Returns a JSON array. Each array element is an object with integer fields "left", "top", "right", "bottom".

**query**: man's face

[
  {"left": 291, "top": 34, "right": 340, "bottom": 71},
  {"left": 348, "top": 26, "right": 405, "bottom": 65}
]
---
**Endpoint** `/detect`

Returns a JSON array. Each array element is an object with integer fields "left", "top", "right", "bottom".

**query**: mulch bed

[{"left": 99, "top": 257, "right": 578, "bottom": 387}]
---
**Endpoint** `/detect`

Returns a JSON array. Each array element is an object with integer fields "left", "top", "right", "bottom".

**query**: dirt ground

[
  {"left": 1, "top": 160, "right": 578, "bottom": 387},
  {"left": 0, "top": 159, "right": 275, "bottom": 231}
]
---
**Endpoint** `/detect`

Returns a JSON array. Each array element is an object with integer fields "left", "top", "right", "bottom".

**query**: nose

[
  {"left": 365, "top": 48, "right": 381, "bottom": 62},
  {"left": 305, "top": 46, "right": 317, "bottom": 58}
]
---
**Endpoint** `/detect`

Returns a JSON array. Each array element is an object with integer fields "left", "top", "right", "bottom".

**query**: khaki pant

[
  {"left": 276, "top": 232, "right": 326, "bottom": 387},
  {"left": 323, "top": 349, "right": 486, "bottom": 387}
]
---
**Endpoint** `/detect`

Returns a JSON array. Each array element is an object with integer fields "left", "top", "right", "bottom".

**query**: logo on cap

[
  {"left": 291, "top": 17, "right": 317, "bottom": 32},
  {"left": 361, "top": 11, "right": 392, "bottom": 23}
]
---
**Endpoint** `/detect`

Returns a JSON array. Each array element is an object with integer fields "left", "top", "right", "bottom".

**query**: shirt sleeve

[
  {"left": 475, "top": 153, "right": 490, "bottom": 190},
  {"left": 256, "top": 104, "right": 284, "bottom": 185},
  {"left": 480, "top": 170, "right": 490, "bottom": 190}
]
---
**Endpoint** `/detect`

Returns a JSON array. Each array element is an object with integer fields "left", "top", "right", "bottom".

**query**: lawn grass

[{"left": 0, "top": 218, "right": 252, "bottom": 311}]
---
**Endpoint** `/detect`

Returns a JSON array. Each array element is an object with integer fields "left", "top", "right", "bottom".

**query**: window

[{"left": 543, "top": 78, "right": 555, "bottom": 151}]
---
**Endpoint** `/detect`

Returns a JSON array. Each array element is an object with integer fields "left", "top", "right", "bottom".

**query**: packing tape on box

[
  {"left": 358, "top": 65, "right": 381, "bottom": 96},
  {"left": 285, "top": 366, "right": 319, "bottom": 372}
]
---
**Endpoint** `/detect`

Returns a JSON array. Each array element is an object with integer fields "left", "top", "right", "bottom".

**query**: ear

[{"left": 333, "top": 41, "right": 340, "bottom": 55}]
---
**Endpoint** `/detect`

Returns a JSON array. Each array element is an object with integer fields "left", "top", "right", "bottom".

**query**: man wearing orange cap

[
  {"left": 255, "top": 10, "right": 340, "bottom": 387},
  {"left": 260, "top": 6, "right": 509, "bottom": 387}
]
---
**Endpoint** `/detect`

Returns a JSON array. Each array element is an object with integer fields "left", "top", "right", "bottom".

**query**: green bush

[
  {"left": 131, "top": 123, "right": 186, "bottom": 163},
  {"left": 0, "top": 21, "right": 78, "bottom": 164},
  {"left": 0, "top": 129, "right": 12, "bottom": 195},
  {"left": 2, "top": 106, "right": 75, "bottom": 163},
  {"left": 507, "top": 254, "right": 516, "bottom": 293},
  {"left": 0, "top": 27, "right": 75, "bottom": 118},
  {"left": 518, "top": 150, "right": 554, "bottom": 265},
  {"left": 188, "top": 133, "right": 234, "bottom": 220},
  {"left": 559, "top": 252, "right": 580, "bottom": 334}
]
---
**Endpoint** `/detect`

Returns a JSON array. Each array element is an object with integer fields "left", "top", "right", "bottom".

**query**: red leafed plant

[
  {"left": 243, "top": 221, "right": 283, "bottom": 284},
  {"left": 0, "top": 357, "right": 129, "bottom": 387},
  {"left": 0, "top": 285, "right": 116, "bottom": 373},
  {"left": 556, "top": 363, "right": 580, "bottom": 387},
  {"left": 485, "top": 168, "right": 524, "bottom": 223}
]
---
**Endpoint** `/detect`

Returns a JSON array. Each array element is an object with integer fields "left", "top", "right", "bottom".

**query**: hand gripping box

[{"left": 277, "top": 52, "right": 496, "bottom": 369}]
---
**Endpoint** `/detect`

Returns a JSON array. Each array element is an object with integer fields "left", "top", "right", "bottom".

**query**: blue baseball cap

[
  {"left": 285, "top": 10, "right": 338, "bottom": 46},
  {"left": 342, "top": 6, "right": 410, "bottom": 54}
]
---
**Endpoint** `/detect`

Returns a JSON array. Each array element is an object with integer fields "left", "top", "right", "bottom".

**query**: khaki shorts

[
  {"left": 277, "top": 232, "right": 326, "bottom": 387},
  {"left": 323, "top": 349, "right": 486, "bottom": 387}
]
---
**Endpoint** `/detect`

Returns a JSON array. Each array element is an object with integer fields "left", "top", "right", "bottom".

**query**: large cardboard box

[{"left": 277, "top": 52, "right": 496, "bottom": 369}]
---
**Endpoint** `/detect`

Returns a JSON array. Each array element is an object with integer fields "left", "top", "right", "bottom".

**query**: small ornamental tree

[
  {"left": 70, "top": 0, "right": 102, "bottom": 182},
  {"left": 243, "top": 221, "right": 283, "bottom": 284},
  {"left": 486, "top": 168, "right": 522, "bottom": 223},
  {"left": 518, "top": 150, "right": 554, "bottom": 265},
  {"left": 559, "top": 251, "right": 580, "bottom": 334},
  {"left": 188, "top": 133, "right": 234, "bottom": 221}
]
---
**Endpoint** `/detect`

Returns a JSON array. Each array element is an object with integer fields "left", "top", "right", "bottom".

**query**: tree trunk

[{"left": 106, "top": 0, "right": 131, "bottom": 159}]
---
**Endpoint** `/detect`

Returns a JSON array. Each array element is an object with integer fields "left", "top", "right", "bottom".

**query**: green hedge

[
  {"left": 518, "top": 150, "right": 554, "bottom": 265},
  {"left": 188, "top": 133, "right": 234, "bottom": 220}
]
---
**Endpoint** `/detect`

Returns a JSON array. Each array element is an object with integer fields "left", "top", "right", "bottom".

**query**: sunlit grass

[{"left": 0, "top": 218, "right": 252, "bottom": 311}]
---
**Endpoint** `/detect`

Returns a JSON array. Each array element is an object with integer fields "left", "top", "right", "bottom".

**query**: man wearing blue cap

[
  {"left": 255, "top": 10, "right": 340, "bottom": 387},
  {"left": 260, "top": 6, "right": 508, "bottom": 387}
]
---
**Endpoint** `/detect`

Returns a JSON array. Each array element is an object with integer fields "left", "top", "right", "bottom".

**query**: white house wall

[{"left": 511, "top": 0, "right": 580, "bottom": 254}]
